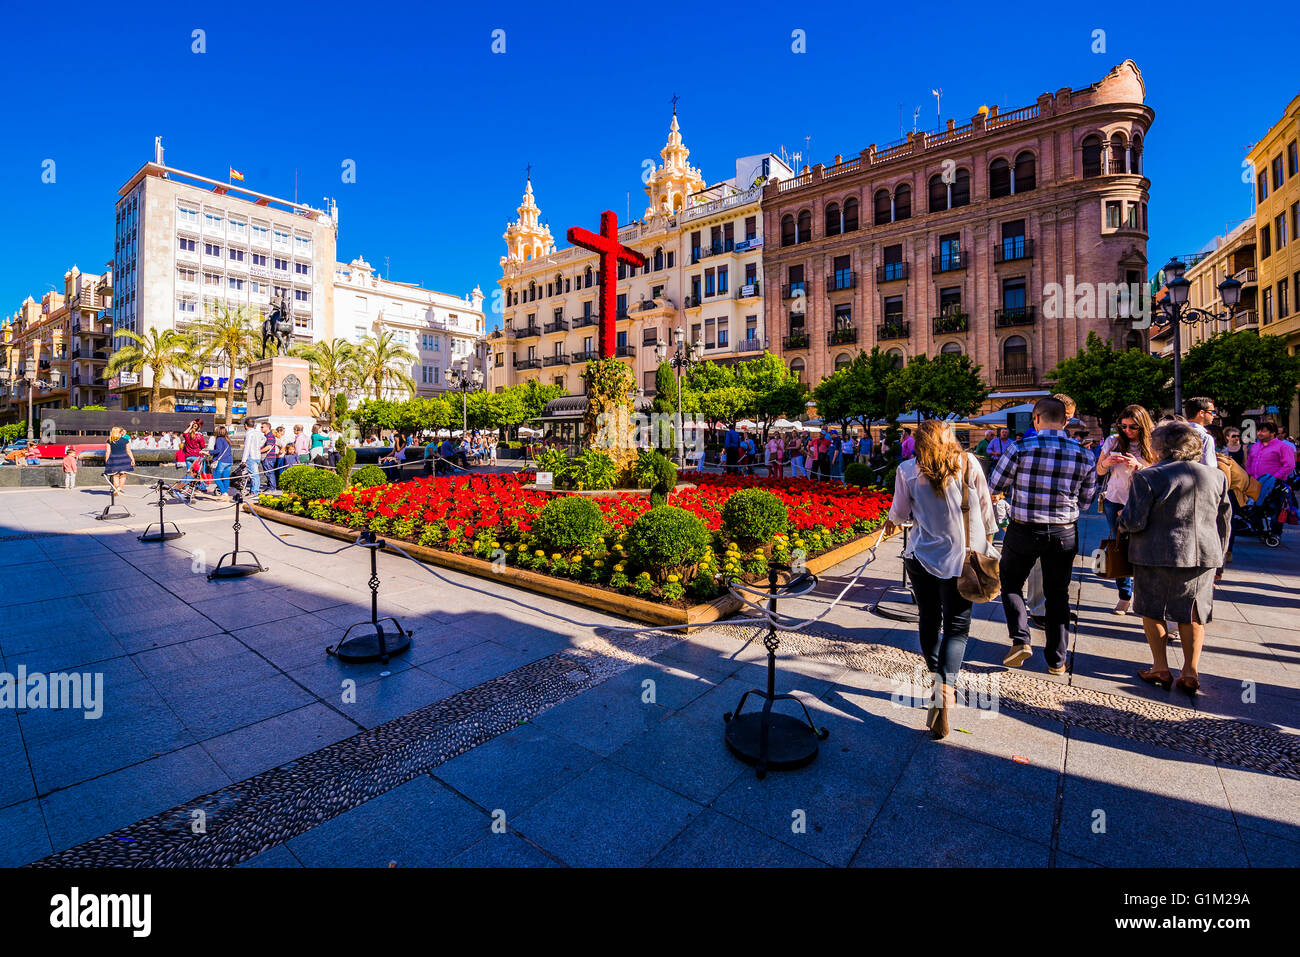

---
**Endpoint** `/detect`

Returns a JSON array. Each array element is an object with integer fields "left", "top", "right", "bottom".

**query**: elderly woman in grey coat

[{"left": 1119, "top": 421, "right": 1231, "bottom": 696}]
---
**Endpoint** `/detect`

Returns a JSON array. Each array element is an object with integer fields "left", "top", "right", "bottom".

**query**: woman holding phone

[{"left": 1096, "top": 404, "right": 1155, "bottom": 614}]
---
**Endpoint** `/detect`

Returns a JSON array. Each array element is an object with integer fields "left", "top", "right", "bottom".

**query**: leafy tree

[
  {"left": 293, "top": 338, "right": 356, "bottom": 426},
  {"left": 696, "top": 385, "right": 754, "bottom": 429},
  {"left": 811, "top": 347, "right": 895, "bottom": 432},
  {"left": 333, "top": 392, "right": 350, "bottom": 425},
  {"left": 652, "top": 361, "right": 678, "bottom": 415},
  {"left": 753, "top": 379, "right": 807, "bottom": 441},
  {"left": 517, "top": 380, "right": 564, "bottom": 420},
  {"left": 682, "top": 360, "right": 734, "bottom": 393},
  {"left": 106, "top": 327, "right": 194, "bottom": 413},
  {"left": 1045, "top": 331, "right": 1171, "bottom": 431},
  {"left": 347, "top": 330, "right": 417, "bottom": 400},
  {"left": 189, "top": 303, "right": 259, "bottom": 430},
  {"left": 893, "top": 352, "right": 990, "bottom": 420},
  {"left": 1181, "top": 331, "right": 1300, "bottom": 426}
]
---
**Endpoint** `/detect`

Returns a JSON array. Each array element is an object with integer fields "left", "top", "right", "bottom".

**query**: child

[{"left": 62, "top": 446, "right": 78, "bottom": 488}]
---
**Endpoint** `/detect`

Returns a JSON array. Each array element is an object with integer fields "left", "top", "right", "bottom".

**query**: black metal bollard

[
  {"left": 138, "top": 479, "right": 185, "bottom": 543},
  {"left": 327, "top": 530, "right": 412, "bottom": 664},
  {"left": 207, "top": 492, "right": 266, "bottom": 579}
]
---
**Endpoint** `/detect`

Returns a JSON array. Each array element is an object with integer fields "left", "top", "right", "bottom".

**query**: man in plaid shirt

[{"left": 990, "top": 396, "right": 1098, "bottom": 674}]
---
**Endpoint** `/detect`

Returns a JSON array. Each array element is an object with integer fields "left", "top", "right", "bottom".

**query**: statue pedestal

[{"left": 247, "top": 356, "right": 314, "bottom": 433}]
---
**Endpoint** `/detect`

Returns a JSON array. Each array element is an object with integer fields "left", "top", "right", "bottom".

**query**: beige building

[
  {"left": 112, "top": 140, "right": 338, "bottom": 411},
  {"left": 332, "top": 256, "right": 486, "bottom": 399},
  {"left": 1246, "top": 93, "right": 1300, "bottom": 434},
  {"left": 1152, "top": 217, "right": 1257, "bottom": 358},
  {"left": 497, "top": 113, "right": 792, "bottom": 397}
]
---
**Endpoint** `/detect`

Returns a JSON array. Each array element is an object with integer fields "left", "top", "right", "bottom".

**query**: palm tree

[
  {"left": 292, "top": 337, "right": 356, "bottom": 426},
  {"left": 106, "top": 328, "right": 195, "bottom": 412},
  {"left": 348, "top": 330, "right": 417, "bottom": 401},
  {"left": 189, "top": 303, "right": 258, "bottom": 431}
]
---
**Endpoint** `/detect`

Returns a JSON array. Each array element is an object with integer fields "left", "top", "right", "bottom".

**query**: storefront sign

[{"left": 197, "top": 376, "right": 246, "bottom": 390}]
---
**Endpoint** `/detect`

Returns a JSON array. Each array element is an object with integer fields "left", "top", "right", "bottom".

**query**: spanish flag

[{"left": 229, "top": 167, "right": 244, "bottom": 182}]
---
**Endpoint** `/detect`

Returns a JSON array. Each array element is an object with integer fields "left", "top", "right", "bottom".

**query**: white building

[{"left": 332, "top": 256, "right": 486, "bottom": 398}]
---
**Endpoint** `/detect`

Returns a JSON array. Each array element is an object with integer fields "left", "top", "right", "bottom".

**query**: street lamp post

[
  {"left": 0, "top": 365, "right": 53, "bottom": 441},
  {"left": 446, "top": 357, "right": 484, "bottom": 435},
  {"left": 654, "top": 325, "right": 704, "bottom": 464},
  {"left": 1159, "top": 257, "right": 1241, "bottom": 413}
]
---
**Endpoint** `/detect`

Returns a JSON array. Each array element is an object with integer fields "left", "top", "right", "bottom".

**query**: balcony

[
  {"left": 543, "top": 319, "right": 569, "bottom": 334},
  {"left": 932, "top": 252, "right": 967, "bottom": 273},
  {"left": 996, "top": 366, "right": 1037, "bottom": 387},
  {"left": 994, "top": 238, "right": 1034, "bottom": 263},
  {"left": 571, "top": 349, "right": 598, "bottom": 363},
  {"left": 932, "top": 312, "right": 969, "bottom": 335},
  {"left": 542, "top": 354, "right": 569, "bottom": 367},
  {"left": 877, "top": 262, "right": 909, "bottom": 283},
  {"left": 826, "top": 272, "right": 857, "bottom": 293},
  {"left": 1235, "top": 267, "right": 1257, "bottom": 287},
  {"left": 572, "top": 314, "right": 598, "bottom": 328},
  {"left": 512, "top": 324, "right": 542, "bottom": 339},
  {"left": 1234, "top": 310, "right": 1260, "bottom": 330},
  {"left": 691, "top": 239, "right": 735, "bottom": 263},
  {"left": 514, "top": 357, "right": 542, "bottom": 370},
  {"left": 616, "top": 344, "right": 636, "bottom": 358},
  {"left": 782, "top": 332, "right": 810, "bottom": 350},
  {"left": 684, "top": 296, "right": 702, "bottom": 309},
  {"left": 995, "top": 305, "right": 1036, "bottom": 327},
  {"left": 732, "top": 336, "right": 768, "bottom": 354},
  {"left": 828, "top": 327, "right": 858, "bottom": 346},
  {"left": 782, "top": 282, "right": 807, "bottom": 299},
  {"left": 877, "top": 321, "right": 910, "bottom": 341},
  {"left": 736, "top": 281, "right": 760, "bottom": 299}
]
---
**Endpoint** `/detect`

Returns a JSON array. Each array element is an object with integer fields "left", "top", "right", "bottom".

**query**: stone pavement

[{"left": 1, "top": 480, "right": 1297, "bottom": 868}]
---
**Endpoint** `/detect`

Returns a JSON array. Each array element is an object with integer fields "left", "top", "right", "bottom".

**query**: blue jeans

[
  {"left": 184, "top": 455, "right": 205, "bottom": 489},
  {"left": 212, "top": 460, "right": 231, "bottom": 495},
  {"left": 264, "top": 458, "right": 278, "bottom": 491},
  {"left": 247, "top": 459, "right": 262, "bottom": 496},
  {"left": 1102, "top": 499, "right": 1133, "bottom": 600},
  {"left": 905, "top": 556, "right": 972, "bottom": 686}
]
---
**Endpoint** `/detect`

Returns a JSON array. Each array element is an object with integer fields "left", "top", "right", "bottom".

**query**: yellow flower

[
  {"left": 535, "top": 549, "right": 545, "bottom": 557},
  {"left": 667, "top": 574, "right": 680, "bottom": 583},
  {"left": 594, "top": 560, "right": 604, "bottom": 567},
  {"left": 551, "top": 553, "right": 562, "bottom": 561},
  {"left": 614, "top": 563, "right": 625, "bottom": 572},
  {"left": 489, "top": 541, "right": 500, "bottom": 549}
]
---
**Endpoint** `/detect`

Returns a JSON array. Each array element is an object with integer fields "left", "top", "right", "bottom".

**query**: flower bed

[{"left": 256, "top": 471, "right": 891, "bottom": 607}]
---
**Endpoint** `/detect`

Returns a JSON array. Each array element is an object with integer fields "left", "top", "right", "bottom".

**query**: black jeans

[
  {"left": 905, "top": 557, "right": 972, "bottom": 686},
  {"left": 999, "top": 521, "right": 1077, "bottom": 669}
]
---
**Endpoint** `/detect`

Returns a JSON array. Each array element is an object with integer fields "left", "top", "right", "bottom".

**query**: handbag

[
  {"left": 957, "top": 455, "right": 1002, "bottom": 602},
  {"left": 1096, "top": 535, "right": 1131, "bottom": 579}
]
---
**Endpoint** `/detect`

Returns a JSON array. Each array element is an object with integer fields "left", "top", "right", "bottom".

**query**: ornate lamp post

[
  {"left": 654, "top": 325, "right": 704, "bottom": 464},
  {"left": 1159, "top": 257, "right": 1241, "bottom": 412},
  {"left": 446, "top": 357, "right": 484, "bottom": 435},
  {"left": 0, "top": 349, "right": 53, "bottom": 441}
]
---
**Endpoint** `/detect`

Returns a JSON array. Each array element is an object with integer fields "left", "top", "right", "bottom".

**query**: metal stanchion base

[
  {"left": 138, "top": 524, "right": 184, "bottom": 543},
  {"left": 872, "top": 584, "right": 920, "bottom": 623},
  {"left": 328, "top": 618, "right": 412, "bottom": 664},
  {"left": 96, "top": 504, "right": 132, "bottom": 521},
  {"left": 207, "top": 550, "right": 266, "bottom": 580},
  {"left": 724, "top": 708, "right": 825, "bottom": 775}
]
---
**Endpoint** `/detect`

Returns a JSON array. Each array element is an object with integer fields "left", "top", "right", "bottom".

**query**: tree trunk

[
  {"left": 151, "top": 366, "right": 162, "bottom": 413},
  {"left": 225, "top": 361, "right": 235, "bottom": 432}
]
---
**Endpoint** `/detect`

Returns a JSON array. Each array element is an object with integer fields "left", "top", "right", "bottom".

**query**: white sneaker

[{"left": 1113, "top": 598, "right": 1131, "bottom": 615}]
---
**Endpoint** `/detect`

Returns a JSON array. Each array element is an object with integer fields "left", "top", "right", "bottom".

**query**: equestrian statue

[{"left": 261, "top": 293, "right": 295, "bottom": 358}]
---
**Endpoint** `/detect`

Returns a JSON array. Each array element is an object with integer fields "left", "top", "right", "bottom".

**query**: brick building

[{"left": 761, "top": 60, "right": 1153, "bottom": 407}]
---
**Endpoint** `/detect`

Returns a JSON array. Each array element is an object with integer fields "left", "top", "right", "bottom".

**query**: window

[
  {"left": 295, "top": 262, "right": 311, "bottom": 275},
  {"left": 834, "top": 303, "right": 852, "bottom": 330},
  {"left": 927, "top": 169, "right": 969, "bottom": 212},
  {"left": 1277, "top": 213, "right": 1288, "bottom": 248},
  {"left": 1126, "top": 203, "right": 1140, "bottom": 229},
  {"left": 833, "top": 255, "right": 852, "bottom": 290},
  {"left": 843, "top": 197, "right": 859, "bottom": 231},
  {"left": 273, "top": 229, "right": 290, "bottom": 247},
  {"left": 177, "top": 266, "right": 197, "bottom": 283},
  {"left": 204, "top": 242, "right": 222, "bottom": 257},
  {"left": 835, "top": 353, "right": 851, "bottom": 370},
  {"left": 1273, "top": 154, "right": 1285, "bottom": 190},
  {"left": 295, "top": 235, "right": 312, "bottom": 254},
  {"left": 1106, "top": 201, "right": 1122, "bottom": 229},
  {"left": 643, "top": 370, "right": 658, "bottom": 393},
  {"left": 881, "top": 244, "right": 904, "bottom": 281},
  {"left": 939, "top": 287, "right": 962, "bottom": 314},
  {"left": 294, "top": 289, "right": 310, "bottom": 303},
  {"left": 177, "top": 298, "right": 196, "bottom": 314},
  {"left": 178, "top": 206, "right": 198, "bottom": 225},
  {"left": 990, "top": 159, "right": 1011, "bottom": 199},
  {"left": 745, "top": 216, "right": 757, "bottom": 240},
  {"left": 1289, "top": 141, "right": 1299, "bottom": 178},
  {"left": 228, "top": 277, "right": 244, "bottom": 291},
  {"left": 704, "top": 269, "right": 715, "bottom": 297},
  {"left": 874, "top": 189, "right": 891, "bottom": 226},
  {"left": 204, "top": 272, "right": 221, "bottom": 286},
  {"left": 1002, "top": 278, "right": 1027, "bottom": 313},
  {"left": 1263, "top": 287, "right": 1273, "bottom": 324},
  {"left": 251, "top": 253, "right": 267, "bottom": 267},
  {"left": 275, "top": 257, "right": 289, "bottom": 271},
  {"left": 204, "top": 212, "right": 223, "bottom": 229},
  {"left": 229, "top": 219, "right": 247, "bottom": 237},
  {"left": 789, "top": 357, "right": 805, "bottom": 382},
  {"left": 938, "top": 232, "right": 961, "bottom": 270},
  {"left": 178, "top": 237, "right": 197, "bottom": 252},
  {"left": 1014, "top": 151, "right": 1036, "bottom": 192},
  {"left": 940, "top": 341, "right": 962, "bottom": 355},
  {"left": 616, "top": 293, "right": 627, "bottom": 316},
  {"left": 1110, "top": 134, "right": 1127, "bottom": 174},
  {"left": 1262, "top": 223, "right": 1272, "bottom": 259},
  {"left": 825, "top": 202, "right": 841, "bottom": 237},
  {"left": 717, "top": 265, "right": 728, "bottom": 294},
  {"left": 1129, "top": 135, "right": 1143, "bottom": 176},
  {"left": 745, "top": 316, "right": 757, "bottom": 343},
  {"left": 894, "top": 184, "right": 911, "bottom": 220},
  {"left": 886, "top": 349, "right": 903, "bottom": 370},
  {"left": 1002, "top": 335, "right": 1028, "bottom": 372},
  {"left": 1279, "top": 278, "right": 1290, "bottom": 319},
  {"left": 1258, "top": 168, "right": 1269, "bottom": 203},
  {"left": 653, "top": 247, "right": 664, "bottom": 270},
  {"left": 228, "top": 248, "right": 245, "bottom": 262},
  {"left": 252, "top": 224, "right": 270, "bottom": 243},
  {"left": 797, "top": 209, "right": 812, "bottom": 243},
  {"left": 1082, "top": 135, "right": 1103, "bottom": 178},
  {"left": 718, "top": 325, "right": 729, "bottom": 347},
  {"left": 883, "top": 296, "right": 904, "bottom": 323}
]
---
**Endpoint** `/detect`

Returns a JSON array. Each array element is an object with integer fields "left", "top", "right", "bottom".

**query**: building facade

[
  {"left": 1246, "top": 93, "right": 1300, "bottom": 434},
  {"left": 2, "top": 265, "right": 113, "bottom": 424},
  {"left": 111, "top": 141, "right": 338, "bottom": 411},
  {"left": 1152, "top": 217, "right": 1258, "bottom": 358},
  {"left": 332, "top": 256, "right": 486, "bottom": 398},
  {"left": 761, "top": 59, "right": 1153, "bottom": 407},
  {"left": 497, "top": 113, "right": 792, "bottom": 397}
]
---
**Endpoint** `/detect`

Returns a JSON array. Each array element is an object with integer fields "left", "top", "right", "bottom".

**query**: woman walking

[
  {"left": 1120, "top": 421, "right": 1232, "bottom": 697},
  {"left": 1095, "top": 404, "right": 1155, "bottom": 614},
  {"left": 766, "top": 432, "right": 785, "bottom": 479},
  {"left": 211, "top": 425, "right": 234, "bottom": 499},
  {"left": 104, "top": 426, "right": 135, "bottom": 494},
  {"left": 884, "top": 420, "right": 997, "bottom": 738}
]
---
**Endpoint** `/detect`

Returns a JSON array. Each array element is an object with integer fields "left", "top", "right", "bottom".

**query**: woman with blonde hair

[
  {"left": 1096, "top": 404, "right": 1156, "bottom": 613},
  {"left": 884, "top": 419, "right": 997, "bottom": 738},
  {"left": 103, "top": 425, "right": 135, "bottom": 494}
]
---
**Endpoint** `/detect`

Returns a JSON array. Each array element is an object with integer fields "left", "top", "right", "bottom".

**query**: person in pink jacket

[{"left": 1246, "top": 421, "right": 1297, "bottom": 482}]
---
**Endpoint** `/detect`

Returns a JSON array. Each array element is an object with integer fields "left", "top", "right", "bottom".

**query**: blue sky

[{"left": 1, "top": 1, "right": 1295, "bottom": 329}]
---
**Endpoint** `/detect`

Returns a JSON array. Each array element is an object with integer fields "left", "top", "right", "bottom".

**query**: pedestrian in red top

[{"left": 182, "top": 419, "right": 208, "bottom": 493}]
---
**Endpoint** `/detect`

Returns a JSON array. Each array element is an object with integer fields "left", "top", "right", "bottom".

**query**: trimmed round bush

[
  {"left": 278, "top": 464, "right": 345, "bottom": 500},
  {"left": 634, "top": 450, "right": 677, "bottom": 507},
  {"left": 844, "top": 461, "right": 876, "bottom": 487},
  {"left": 532, "top": 496, "right": 606, "bottom": 553},
  {"left": 351, "top": 464, "right": 388, "bottom": 489},
  {"left": 721, "top": 488, "right": 789, "bottom": 548},
  {"left": 626, "top": 505, "right": 712, "bottom": 580}
]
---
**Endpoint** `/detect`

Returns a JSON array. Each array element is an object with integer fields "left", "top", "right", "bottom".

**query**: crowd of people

[{"left": 885, "top": 393, "right": 1298, "bottom": 739}]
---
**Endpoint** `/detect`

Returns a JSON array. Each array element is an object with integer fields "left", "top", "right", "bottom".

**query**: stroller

[
  {"left": 1232, "top": 471, "right": 1299, "bottom": 548},
  {"left": 162, "top": 454, "right": 213, "bottom": 504}
]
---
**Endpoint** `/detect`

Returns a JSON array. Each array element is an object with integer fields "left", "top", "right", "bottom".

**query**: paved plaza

[{"left": 1, "top": 478, "right": 1298, "bottom": 868}]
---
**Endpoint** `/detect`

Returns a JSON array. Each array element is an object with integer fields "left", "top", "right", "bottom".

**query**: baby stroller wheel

[{"left": 1265, "top": 534, "right": 1281, "bottom": 548}]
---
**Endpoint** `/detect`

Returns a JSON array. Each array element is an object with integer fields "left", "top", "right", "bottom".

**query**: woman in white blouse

[{"left": 884, "top": 420, "right": 997, "bottom": 739}]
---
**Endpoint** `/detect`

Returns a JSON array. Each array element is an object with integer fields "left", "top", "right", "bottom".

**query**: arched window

[
  {"left": 874, "top": 189, "right": 892, "bottom": 226},
  {"left": 952, "top": 169, "right": 970, "bottom": 208},
  {"left": 789, "top": 357, "right": 805, "bottom": 383},
  {"left": 844, "top": 198, "right": 859, "bottom": 232},
  {"left": 928, "top": 171, "right": 969, "bottom": 211},
  {"left": 528, "top": 281, "right": 536, "bottom": 300},
  {"left": 929, "top": 174, "right": 949, "bottom": 212},
  {"left": 887, "top": 348, "right": 904, "bottom": 370},
  {"left": 797, "top": 209, "right": 813, "bottom": 243},
  {"left": 555, "top": 272, "right": 563, "bottom": 294},
  {"left": 781, "top": 214, "right": 796, "bottom": 247},
  {"left": 1130, "top": 134, "right": 1143, "bottom": 175},
  {"left": 990, "top": 159, "right": 1012, "bottom": 199},
  {"left": 835, "top": 352, "right": 851, "bottom": 370},
  {"left": 1110, "top": 133, "right": 1127, "bottom": 174},
  {"left": 584, "top": 265, "right": 593, "bottom": 288},
  {"left": 1014, "top": 151, "right": 1036, "bottom": 192},
  {"left": 825, "top": 202, "right": 841, "bottom": 237},
  {"left": 940, "top": 341, "right": 962, "bottom": 355},
  {"left": 1082, "top": 135, "right": 1103, "bottom": 178},
  {"left": 894, "top": 184, "right": 911, "bottom": 220},
  {"left": 1002, "top": 335, "right": 1028, "bottom": 372},
  {"left": 1125, "top": 330, "right": 1143, "bottom": 351},
  {"left": 653, "top": 247, "right": 664, "bottom": 271}
]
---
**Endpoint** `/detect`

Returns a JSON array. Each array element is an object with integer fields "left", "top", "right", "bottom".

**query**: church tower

[
  {"left": 501, "top": 178, "right": 556, "bottom": 267},
  {"left": 643, "top": 109, "right": 705, "bottom": 222}
]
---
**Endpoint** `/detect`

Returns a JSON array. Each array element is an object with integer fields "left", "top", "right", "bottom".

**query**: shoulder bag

[{"left": 957, "top": 455, "right": 1002, "bottom": 602}]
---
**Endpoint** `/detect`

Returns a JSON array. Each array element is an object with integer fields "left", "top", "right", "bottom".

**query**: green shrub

[
  {"left": 720, "top": 488, "right": 789, "bottom": 549},
  {"left": 532, "top": 496, "right": 607, "bottom": 553},
  {"left": 335, "top": 438, "right": 356, "bottom": 485},
  {"left": 533, "top": 448, "right": 569, "bottom": 478},
  {"left": 626, "top": 505, "right": 712, "bottom": 582},
  {"left": 844, "top": 461, "right": 877, "bottom": 487},
  {"left": 634, "top": 449, "right": 677, "bottom": 506},
  {"left": 565, "top": 448, "right": 617, "bottom": 490},
  {"left": 351, "top": 464, "right": 388, "bottom": 488},
  {"left": 279, "top": 464, "right": 345, "bottom": 500}
]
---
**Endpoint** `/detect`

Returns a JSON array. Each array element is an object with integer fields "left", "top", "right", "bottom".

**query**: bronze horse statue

[{"left": 261, "top": 295, "right": 295, "bottom": 358}]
